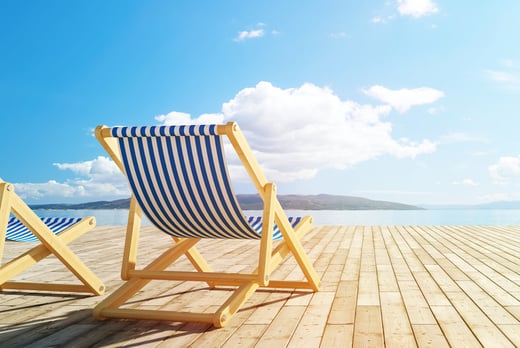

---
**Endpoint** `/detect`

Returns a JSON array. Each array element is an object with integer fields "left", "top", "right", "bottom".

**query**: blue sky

[{"left": 1, "top": 0, "right": 520, "bottom": 206}]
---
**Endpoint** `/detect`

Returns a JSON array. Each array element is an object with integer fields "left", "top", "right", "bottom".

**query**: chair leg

[
  {"left": 95, "top": 276, "right": 261, "bottom": 328},
  {"left": 0, "top": 183, "right": 11, "bottom": 264},
  {"left": 274, "top": 207, "right": 321, "bottom": 291},
  {"left": 122, "top": 198, "right": 213, "bottom": 284},
  {"left": 93, "top": 219, "right": 319, "bottom": 327},
  {"left": 94, "top": 237, "right": 202, "bottom": 319},
  {"left": 93, "top": 231, "right": 271, "bottom": 328},
  {"left": 214, "top": 281, "right": 260, "bottom": 327}
]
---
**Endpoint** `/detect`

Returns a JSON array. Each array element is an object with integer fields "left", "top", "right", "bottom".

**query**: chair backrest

[
  {"left": 6, "top": 216, "right": 83, "bottom": 242},
  {"left": 110, "top": 124, "right": 272, "bottom": 239}
]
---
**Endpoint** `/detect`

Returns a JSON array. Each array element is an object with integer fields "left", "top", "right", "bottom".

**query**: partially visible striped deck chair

[
  {"left": 93, "top": 122, "right": 320, "bottom": 327},
  {"left": 0, "top": 178, "right": 105, "bottom": 295}
]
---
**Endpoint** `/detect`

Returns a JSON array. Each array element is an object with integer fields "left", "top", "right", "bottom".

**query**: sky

[{"left": 1, "top": 0, "right": 520, "bottom": 206}]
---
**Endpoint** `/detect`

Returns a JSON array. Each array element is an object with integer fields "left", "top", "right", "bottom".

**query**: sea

[{"left": 32, "top": 209, "right": 520, "bottom": 226}]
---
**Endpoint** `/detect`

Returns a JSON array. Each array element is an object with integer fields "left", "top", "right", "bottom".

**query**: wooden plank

[
  {"left": 2, "top": 225, "right": 520, "bottom": 347},
  {"left": 341, "top": 226, "right": 362, "bottom": 281},
  {"left": 245, "top": 291, "right": 294, "bottom": 325},
  {"left": 189, "top": 305, "right": 254, "bottom": 347},
  {"left": 412, "top": 324, "right": 450, "bottom": 348},
  {"left": 457, "top": 280, "right": 518, "bottom": 325},
  {"left": 430, "top": 305, "right": 482, "bottom": 347},
  {"left": 380, "top": 291, "right": 415, "bottom": 347},
  {"left": 327, "top": 280, "right": 357, "bottom": 325},
  {"left": 287, "top": 291, "right": 335, "bottom": 348},
  {"left": 220, "top": 324, "right": 267, "bottom": 348},
  {"left": 357, "top": 271, "right": 379, "bottom": 306},
  {"left": 445, "top": 291, "right": 515, "bottom": 347},
  {"left": 255, "top": 305, "right": 306, "bottom": 347},
  {"left": 399, "top": 280, "right": 437, "bottom": 325},
  {"left": 154, "top": 322, "right": 211, "bottom": 348},
  {"left": 353, "top": 305, "right": 384, "bottom": 347},
  {"left": 414, "top": 271, "right": 451, "bottom": 306},
  {"left": 498, "top": 324, "right": 520, "bottom": 347},
  {"left": 23, "top": 324, "right": 98, "bottom": 348},
  {"left": 320, "top": 324, "right": 353, "bottom": 347}
]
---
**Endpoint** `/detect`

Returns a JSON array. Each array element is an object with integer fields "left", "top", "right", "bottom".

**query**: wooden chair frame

[
  {"left": 93, "top": 122, "right": 320, "bottom": 327},
  {"left": 0, "top": 179, "right": 105, "bottom": 295}
]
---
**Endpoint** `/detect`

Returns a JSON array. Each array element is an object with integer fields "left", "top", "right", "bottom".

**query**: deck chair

[
  {"left": 93, "top": 121, "right": 320, "bottom": 327},
  {"left": 0, "top": 178, "right": 105, "bottom": 295}
]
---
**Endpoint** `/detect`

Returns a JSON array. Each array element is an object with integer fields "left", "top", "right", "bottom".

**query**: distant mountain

[
  {"left": 31, "top": 199, "right": 131, "bottom": 210},
  {"left": 237, "top": 194, "right": 423, "bottom": 210},
  {"left": 30, "top": 194, "right": 424, "bottom": 211},
  {"left": 474, "top": 201, "right": 520, "bottom": 209},
  {"left": 421, "top": 200, "right": 520, "bottom": 210}
]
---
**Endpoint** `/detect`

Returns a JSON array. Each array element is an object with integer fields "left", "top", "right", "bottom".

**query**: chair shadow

[
  {"left": 0, "top": 286, "right": 313, "bottom": 347},
  {"left": 0, "top": 305, "right": 211, "bottom": 348}
]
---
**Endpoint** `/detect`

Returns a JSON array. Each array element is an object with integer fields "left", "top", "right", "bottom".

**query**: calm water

[{"left": 33, "top": 209, "right": 520, "bottom": 226}]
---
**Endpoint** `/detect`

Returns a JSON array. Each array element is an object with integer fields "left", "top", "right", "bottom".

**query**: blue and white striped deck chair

[
  {"left": 93, "top": 121, "right": 320, "bottom": 327},
  {"left": 0, "top": 178, "right": 105, "bottom": 295}
]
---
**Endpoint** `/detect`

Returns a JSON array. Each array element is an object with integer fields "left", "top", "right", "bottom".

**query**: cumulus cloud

[
  {"left": 363, "top": 85, "right": 444, "bottom": 113},
  {"left": 233, "top": 22, "right": 273, "bottom": 42},
  {"left": 155, "top": 111, "right": 223, "bottom": 125},
  {"left": 372, "top": 0, "right": 438, "bottom": 23},
  {"left": 452, "top": 179, "right": 478, "bottom": 186},
  {"left": 234, "top": 29, "right": 264, "bottom": 42},
  {"left": 155, "top": 81, "right": 436, "bottom": 182},
  {"left": 437, "top": 132, "right": 488, "bottom": 145},
  {"left": 485, "top": 59, "right": 520, "bottom": 91},
  {"left": 489, "top": 155, "right": 520, "bottom": 183},
  {"left": 371, "top": 15, "right": 395, "bottom": 24},
  {"left": 233, "top": 22, "right": 280, "bottom": 42},
  {"left": 17, "top": 81, "right": 439, "bottom": 201},
  {"left": 397, "top": 0, "right": 439, "bottom": 18},
  {"left": 14, "top": 156, "right": 129, "bottom": 202}
]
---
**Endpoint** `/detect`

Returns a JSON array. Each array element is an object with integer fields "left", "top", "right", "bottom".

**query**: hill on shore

[
  {"left": 30, "top": 194, "right": 423, "bottom": 211},
  {"left": 422, "top": 200, "right": 520, "bottom": 210}
]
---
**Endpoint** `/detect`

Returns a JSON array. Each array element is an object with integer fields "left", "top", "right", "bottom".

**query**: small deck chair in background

[
  {"left": 93, "top": 121, "right": 320, "bottom": 327},
  {"left": 0, "top": 178, "right": 105, "bottom": 295}
]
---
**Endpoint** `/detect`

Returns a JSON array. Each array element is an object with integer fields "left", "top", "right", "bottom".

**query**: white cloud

[
  {"left": 155, "top": 111, "right": 223, "bottom": 125},
  {"left": 478, "top": 192, "right": 520, "bottom": 203},
  {"left": 363, "top": 85, "right": 445, "bottom": 113},
  {"left": 330, "top": 31, "right": 348, "bottom": 39},
  {"left": 437, "top": 132, "right": 488, "bottom": 145},
  {"left": 234, "top": 29, "right": 265, "bottom": 42},
  {"left": 489, "top": 155, "right": 520, "bottom": 183},
  {"left": 486, "top": 70, "right": 519, "bottom": 85},
  {"left": 452, "top": 179, "right": 478, "bottom": 186},
  {"left": 14, "top": 156, "right": 129, "bottom": 203},
  {"left": 485, "top": 60, "right": 520, "bottom": 90},
  {"left": 233, "top": 22, "right": 279, "bottom": 42},
  {"left": 18, "top": 81, "right": 438, "bottom": 201},
  {"left": 427, "top": 107, "right": 438, "bottom": 114},
  {"left": 397, "top": 0, "right": 439, "bottom": 18},
  {"left": 500, "top": 59, "right": 515, "bottom": 68},
  {"left": 372, "top": 0, "right": 438, "bottom": 23},
  {"left": 371, "top": 15, "right": 396, "bottom": 24},
  {"left": 157, "top": 81, "right": 436, "bottom": 183}
]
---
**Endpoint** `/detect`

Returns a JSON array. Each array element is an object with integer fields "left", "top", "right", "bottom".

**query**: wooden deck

[{"left": 2, "top": 225, "right": 520, "bottom": 347}]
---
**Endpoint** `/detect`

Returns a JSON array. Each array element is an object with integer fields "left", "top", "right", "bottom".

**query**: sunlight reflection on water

[{"left": 34, "top": 209, "right": 520, "bottom": 226}]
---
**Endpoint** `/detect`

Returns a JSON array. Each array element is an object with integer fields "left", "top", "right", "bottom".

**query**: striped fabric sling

[
  {"left": 6, "top": 216, "right": 84, "bottom": 242},
  {"left": 110, "top": 124, "right": 301, "bottom": 241}
]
